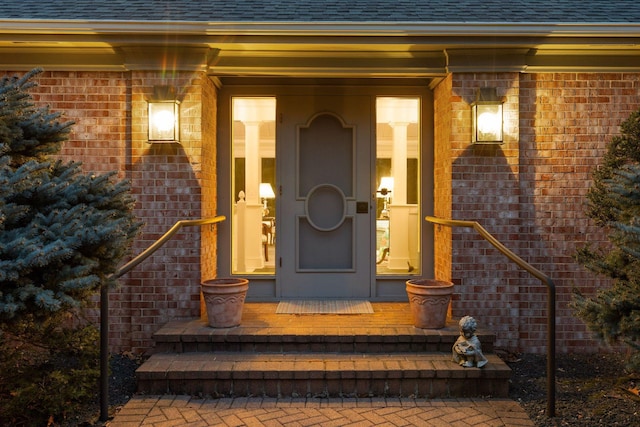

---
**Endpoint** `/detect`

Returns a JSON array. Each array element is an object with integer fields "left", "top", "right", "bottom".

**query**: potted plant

[
  {"left": 201, "top": 277, "right": 249, "bottom": 328},
  {"left": 405, "top": 279, "right": 454, "bottom": 329}
]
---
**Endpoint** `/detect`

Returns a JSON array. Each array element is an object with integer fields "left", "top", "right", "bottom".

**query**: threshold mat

[{"left": 276, "top": 300, "right": 374, "bottom": 314}]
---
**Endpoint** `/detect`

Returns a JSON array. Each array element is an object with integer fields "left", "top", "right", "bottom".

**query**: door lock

[{"left": 356, "top": 201, "right": 369, "bottom": 213}]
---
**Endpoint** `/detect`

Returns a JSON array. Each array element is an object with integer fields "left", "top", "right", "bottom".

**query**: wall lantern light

[
  {"left": 148, "top": 85, "right": 180, "bottom": 143},
  {"left": 471, "top": 87, "right": 504, "bottom": 144}
]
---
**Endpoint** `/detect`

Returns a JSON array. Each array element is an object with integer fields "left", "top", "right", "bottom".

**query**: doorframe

[{"left": 215, "top": 79, "right": 434, "bottom": 301}]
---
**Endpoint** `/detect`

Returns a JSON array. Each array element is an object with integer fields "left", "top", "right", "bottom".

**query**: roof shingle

[{"left": 0, "top": 0, "right": 639, "bottom": 23}]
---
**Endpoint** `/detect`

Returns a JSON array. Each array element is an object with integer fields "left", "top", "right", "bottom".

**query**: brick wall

[
  {"left": 25, "top": 71, "right": 129, "bottom": 176},
  {"left": 6, "top": 67, "right": 639, "bottom": 355},
  {"left": 519, "top": 72, "right": 639, "bottom": 352},
  {"left": 434, "top": 72, "right": 640, "bottom": 353},
  {"left": 3, "top": 69, "right": 214, "bottom": 353},
  {"left": 433, "top": 74, "right": 453, "bottom": 284},
  {"left": 21, "top": 70, "right": 134, "bottom": 349},
  {"left": 200, "top": 75, "right": 219, "bottom": 315},
  {"left": 436, "top": 73, "right": 524, "bottom": 350},
  {"left": 127, "top": 71, "right": 207, "bottom": 352}
]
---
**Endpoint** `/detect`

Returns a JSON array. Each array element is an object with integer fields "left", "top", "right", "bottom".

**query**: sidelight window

[
  {"left": 375, "top": 97, "right": 421, "bottom": 276},
  {"left": 231, "top": 97, "right": 276, "bottom": 275}
]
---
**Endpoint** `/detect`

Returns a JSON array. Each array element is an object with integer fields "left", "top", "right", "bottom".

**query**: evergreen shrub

[
  {"left": 572, "top": 108, "right": 640, "bottom": 372},
  {"left": 0, "top": 69, "right": 140, "bottom": 425}
]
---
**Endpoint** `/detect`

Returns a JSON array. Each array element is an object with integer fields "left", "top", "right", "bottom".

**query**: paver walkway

[{"left": 109, "top": 395, "right": 535, "bottom": 426}]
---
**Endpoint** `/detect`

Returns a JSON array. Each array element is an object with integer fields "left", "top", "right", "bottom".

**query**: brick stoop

[{"left": 136, "top": 302, "right": 511, "bottom": 399}]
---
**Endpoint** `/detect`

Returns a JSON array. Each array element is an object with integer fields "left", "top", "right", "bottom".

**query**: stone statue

[{"left": 452, "top": 316, "right": 488, "bottom": 368}]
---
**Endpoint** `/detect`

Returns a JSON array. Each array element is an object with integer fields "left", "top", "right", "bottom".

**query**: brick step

[
  {"left": 152, "top": 319, "right": 496, "bottom": 354},
  {"left": 136, "top": 352, "right": 510, "bottom": 398}
]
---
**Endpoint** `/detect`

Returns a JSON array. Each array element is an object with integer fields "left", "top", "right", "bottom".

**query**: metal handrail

[
  {"left": 99, "top": 215, "right": 226, "bottom": 421},
  {"left": 425, "top": 215, "right": 556, "bottom": 418},
  {"left": 110, "top": 216, "right": 227, "bottom": 279}
]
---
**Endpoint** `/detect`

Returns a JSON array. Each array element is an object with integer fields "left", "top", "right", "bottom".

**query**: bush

[
  {"left": 0, "top": 314, "right": 99, "bottom": 426},
  {"left": 0, "top": 69, "right": 140, "bottom": 424},
  {"left": 572, "top": 108, "right": 640, "bottom": 372}
]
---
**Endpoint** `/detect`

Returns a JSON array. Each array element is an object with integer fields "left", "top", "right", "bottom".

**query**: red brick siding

[
  {"left": 16, "top": 70, "right": 134, "bottom": 350},
  {"left": 518, "top": 72, "right": 639, "bottom": 352},
  {"left": 5, "top": 67, "right": 639, "bottom": 355},
  {"left": 441, "top": 73, "right": 523, "bottom": 350},
  {"left": 200, "top": 76, "right": 219, "bottom": 316},
  {"left": 2, "top": 69, "right": 213, "bottom": 353},
  {"left": 433, "top": 74, "right": 453, "bottom": 283},
  {"left": 25, "top": 71, "right": 129, "bottom": 176},
  {"left": 434, "top": 72, "right": 640, "bottom": 353},
  {"left": 127, "top": 71, "right": 206, "bottom": 352}
]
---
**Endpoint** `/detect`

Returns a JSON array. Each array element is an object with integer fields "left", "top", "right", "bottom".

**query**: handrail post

[
  {"left": 425, "top": 216, "right": 556, "bottom": 418},
  {"left": 99, "top": 280, "right": 109, "bottom": 420},
  {"left": 547, "top": 280, "right": 556, "bottom": 417},
  {"left": 99, "top": 215, "right": 226, "bottom": 422}
]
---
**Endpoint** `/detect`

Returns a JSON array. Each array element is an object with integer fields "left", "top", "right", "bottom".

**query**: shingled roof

[
  {"left": 0, "top": 0, "right": 639, "bottom": 23},
  {"left": 1, "top": 0, "right": 639, "bottom": 75}
]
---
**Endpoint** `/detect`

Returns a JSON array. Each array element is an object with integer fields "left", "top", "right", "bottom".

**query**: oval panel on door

[{"left": 305, "top": 184, "right": 347, "bottom": 232}]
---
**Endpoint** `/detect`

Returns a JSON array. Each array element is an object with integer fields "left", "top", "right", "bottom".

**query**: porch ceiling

[{"left": 1, "top": 21, "right": 640, "bottom": 75}]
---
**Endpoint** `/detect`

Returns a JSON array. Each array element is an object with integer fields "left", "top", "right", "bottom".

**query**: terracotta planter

[
  {"left": 201, "top": 278, "right": 249, "bottom": 328},
  {"left": 406, "top": 279, "right": 454, "bottom": 329}
]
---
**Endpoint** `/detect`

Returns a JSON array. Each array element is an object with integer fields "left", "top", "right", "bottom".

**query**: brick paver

[
  {"left": 108, "top": 396, "right": 535, "bottom": 426},
  {"left": 125, "top": 303, "right": 533, "bottom": 426}
]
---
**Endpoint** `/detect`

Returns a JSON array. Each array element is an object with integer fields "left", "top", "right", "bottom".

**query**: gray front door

[{"left": 277, "top": 95, "right": 372, "bottom": 298}]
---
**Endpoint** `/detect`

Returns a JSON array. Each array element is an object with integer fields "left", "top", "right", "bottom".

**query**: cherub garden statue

[{"left": 452, "top": 316, "right": 488, "bottom": 368}]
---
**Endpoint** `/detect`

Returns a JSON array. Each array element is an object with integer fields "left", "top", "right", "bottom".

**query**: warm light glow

[
  {"left": 477, "top": 107, "right": 502, "bottom": 140},
  {"left": 376, "top": 98, "right": 419, "bottom": 124},
  {"left": 152, "top": 110, "right": 175, "bottom": 132},
  {"left": 148, "top": 101, "right": 179, "bottom": 142},
  {"left": 259, "top": 183, "right": 275, "bottom": 217},
  {"left": 233, "top": 98, "right": 277, "bottom": 123},
  {"left": 377, "top": 176, "right": 394, "bottom": 195},
  {"left": 471, "top": 88, "right": 504, "bottom": 144},
  {"left": 377, "top": 176, "right": 394, "bottom": 219},
  {"left": 259, "top": 183, "right": 276, "bottom": 199}
]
